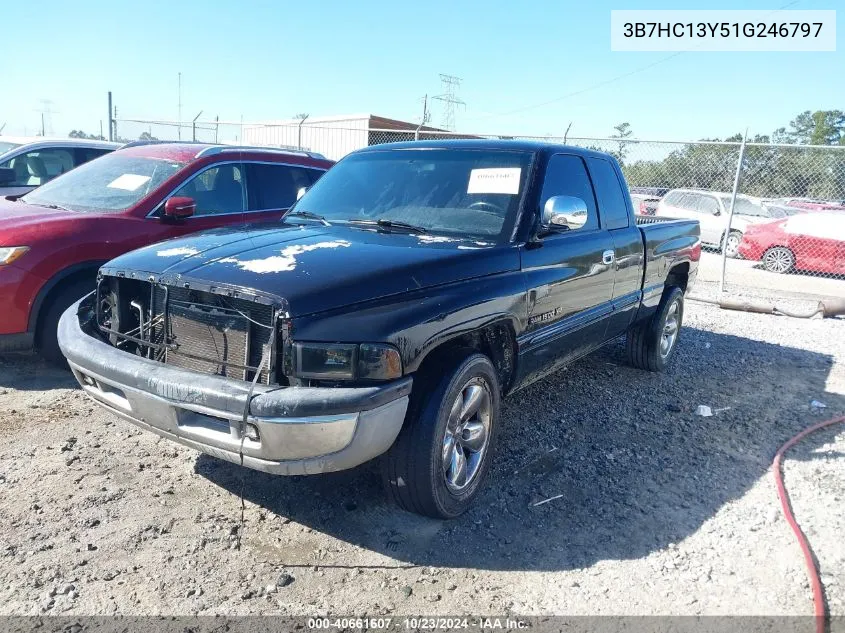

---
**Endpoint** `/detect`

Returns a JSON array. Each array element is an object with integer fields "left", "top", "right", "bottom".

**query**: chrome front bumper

[{"left": 57, "top": 298, "right": 411, "bottom": 475}]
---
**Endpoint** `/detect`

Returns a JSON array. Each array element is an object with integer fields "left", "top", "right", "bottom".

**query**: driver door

[{"left": 517, "top": 154, "right": 616, "bottom": 385}]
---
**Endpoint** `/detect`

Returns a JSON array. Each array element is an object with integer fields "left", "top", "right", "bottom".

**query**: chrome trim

[{"left": 145, "top": 159, "right": 328, "bottom": 219}]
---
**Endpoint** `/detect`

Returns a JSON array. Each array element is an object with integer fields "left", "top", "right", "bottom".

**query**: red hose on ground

[{"left": 773, "top": 415, "right": 845, "bottom": 633}]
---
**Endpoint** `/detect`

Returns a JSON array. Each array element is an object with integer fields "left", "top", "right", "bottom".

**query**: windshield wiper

[
  {"left": 284, "top": 210, "right": 330, "bottom": 226},
  {"left": 28, "top": 202, "right": 72, "bottom": 211},
  {"left": 347, "top": 218, "right": 428, "bottom": 234}
]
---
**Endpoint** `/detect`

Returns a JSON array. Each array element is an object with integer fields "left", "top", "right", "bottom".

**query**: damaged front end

[
  {"left": 59, "top": 269, "right": 412, "bottom": 476},
  {"left": 92, "top": 269, "right": 288, "bottom": 385}
]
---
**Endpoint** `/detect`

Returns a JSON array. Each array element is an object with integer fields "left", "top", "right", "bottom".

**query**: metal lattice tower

[
  {"left": 433, "top": 74, "right": 465, "bottom": 132},
  {"left": 35, "top": 99, "right": 57, "bottom": 136}
]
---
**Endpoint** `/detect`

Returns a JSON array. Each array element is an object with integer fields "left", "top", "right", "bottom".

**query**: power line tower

[
  {"left": 34, "top": 99, "right": 57, "bottom": 136},
  {"left": 433, "top": 74, "right": 465, "bottom": 132}
]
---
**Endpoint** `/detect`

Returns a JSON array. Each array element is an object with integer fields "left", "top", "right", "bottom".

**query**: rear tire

[
  {"left": 626, "top": 286, "right": 684, "bottom": 373},
  {"left": 762, "top": 246, "right": 795, "bottom": 274},
  {"left": 36, "top": 281, "right": 92, "bottom": 366},
  {"left": 381, "top": 352, "right": 500, "bottom": 519}
]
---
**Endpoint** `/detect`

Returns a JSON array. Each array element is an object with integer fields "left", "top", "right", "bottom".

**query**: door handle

[{"left": 603, "top": 250, "right": 615, "bottom": 265}]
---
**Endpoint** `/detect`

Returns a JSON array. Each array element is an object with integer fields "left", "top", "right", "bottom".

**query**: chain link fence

[{"left": 112, "top": 118, "right": 845, "bottom": 307}]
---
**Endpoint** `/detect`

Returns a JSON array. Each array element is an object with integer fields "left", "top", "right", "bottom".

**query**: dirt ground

[{"left": 0, "top": 301, "right": 843, "bottom": 617}]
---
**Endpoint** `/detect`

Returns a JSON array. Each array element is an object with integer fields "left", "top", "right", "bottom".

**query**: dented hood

[{"left": 102, "top": 223, "right": 519, "bottom": 316}]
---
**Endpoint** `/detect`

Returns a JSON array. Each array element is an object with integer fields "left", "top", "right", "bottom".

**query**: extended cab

[
  {"left": 0, "top": 143, "right": 332, "bottom": 359},
  {"left": 59, "top": 141, "right": 700, "bottom": 518}
]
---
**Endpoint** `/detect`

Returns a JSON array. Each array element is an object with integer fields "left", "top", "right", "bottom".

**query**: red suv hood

[{"left": 0, "top": 199, "right": 88, "bottom": 246}]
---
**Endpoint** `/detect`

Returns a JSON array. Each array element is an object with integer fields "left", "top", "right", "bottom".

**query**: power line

[
  {"left": 466, "top": 52, "right": 684, "bottom": 122},
  {"left": 466, "top": 0, "right": 800, "bottom": 123}
]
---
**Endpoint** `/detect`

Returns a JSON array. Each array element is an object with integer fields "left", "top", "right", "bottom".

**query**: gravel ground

[{"left": 0, "top": 301, "right": 843, "bottom": 617}]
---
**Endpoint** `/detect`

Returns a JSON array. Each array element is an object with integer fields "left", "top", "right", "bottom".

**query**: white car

[
  {"left": 0, "top": 137, "right": 120, "bottom": 197},
  {"left": 655, "top": 188, "right": 785, "bottom": 258}
]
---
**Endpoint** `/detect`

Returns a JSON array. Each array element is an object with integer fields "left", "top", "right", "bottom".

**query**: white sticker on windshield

[
  {"left": 107, "top": 174, "right": 151, "bottom": 191},
  {"left": 467, "top": 168, "right": 521, "bottom": 195}
]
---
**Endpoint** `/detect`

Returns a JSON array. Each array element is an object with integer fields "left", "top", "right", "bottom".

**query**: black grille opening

[{"left": 98, "top": 277, "right": 278, "bottom": 385}]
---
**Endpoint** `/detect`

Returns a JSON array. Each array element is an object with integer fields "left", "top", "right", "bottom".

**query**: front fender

[{"left": 289, "top": 271, "right": 528, "bottom": 374}]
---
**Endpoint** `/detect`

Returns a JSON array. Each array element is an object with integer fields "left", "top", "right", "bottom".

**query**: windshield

[
  {"left": 292, "top": 149, "right": 533, "bottom": 240},
  {"left": 21, "top": 153, "right": 185, "bottom": 212},
  {"left": 720, "top": 196, "right": 769, "bottom": 217},
  {"left": 0, "top": 142, "right": 22, "bottom": 155}
]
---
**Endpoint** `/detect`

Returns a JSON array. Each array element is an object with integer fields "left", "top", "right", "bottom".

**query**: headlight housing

[
  {"left": 285, "top": 342, "right": 402, "bottom": 381},
  {"left": 0, "top": 246, "right": 29, "bottom": 265}
]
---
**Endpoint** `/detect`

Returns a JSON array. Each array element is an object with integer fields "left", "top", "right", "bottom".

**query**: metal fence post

[
  {"left": 297, "top": 114, "right": 309, "bottom": 149},
  {"left": 192, "top": 111, "right": 203, "bottom": 142},
  {"left": 718, "top": 128, "right": 749, "bottom": 295}
]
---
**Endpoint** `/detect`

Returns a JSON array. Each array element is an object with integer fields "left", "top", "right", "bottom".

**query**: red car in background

[
  {"left": 738, "top": 211, "right": 845, "bottom": 276},
  {"left": 0, "top": 143, "right": 333, "bottom": 361}
]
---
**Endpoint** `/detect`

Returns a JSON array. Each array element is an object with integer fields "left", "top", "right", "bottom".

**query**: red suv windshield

[{"left": 21, "top": 153, "right": 185, "bottom": 212}]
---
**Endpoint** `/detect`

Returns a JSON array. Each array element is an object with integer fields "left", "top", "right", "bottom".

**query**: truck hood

[{"left": 102, "top": 223, "right": 519, "bottom": 317}]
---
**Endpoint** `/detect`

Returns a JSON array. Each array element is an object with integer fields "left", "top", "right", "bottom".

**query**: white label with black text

[
  {"left": 467, "top": 168, "right": 522, "bottom": 195},
  {"left": 107, "top": 174, "right": 152, "bottom": 191}
]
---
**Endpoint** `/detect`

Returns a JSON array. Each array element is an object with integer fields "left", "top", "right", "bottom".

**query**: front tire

[
  {"left": 762, "top": 246, "right": 795, "bottom": 274},
  {"left": 36, "top": 281, "right": 92, "bottom": 366},
  {"left": 626, "top": 286, "right": 684, "bottom": 372},
  {"left": 724, "top": 230, "right": 742, "bottom": 259},
  {"left": 381, "top": 352, "right": 500, "bottom": 519}
]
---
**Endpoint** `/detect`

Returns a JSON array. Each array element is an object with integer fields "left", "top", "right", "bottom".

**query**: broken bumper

[{"left": 57, "top": 298, "right": 412, "bottom": 475}]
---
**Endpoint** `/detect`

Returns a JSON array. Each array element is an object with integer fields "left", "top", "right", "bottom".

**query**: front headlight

[
  {"left": 286, "top": 342, "right": 402, "bottom": 381},
  {"left": 0, "top": 246, "right": 29, "bottom": 265}
]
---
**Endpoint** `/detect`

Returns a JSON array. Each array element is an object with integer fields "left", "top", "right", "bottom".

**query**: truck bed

[{"left": 637, "top": 217, "right": 701, "bottom": 298}]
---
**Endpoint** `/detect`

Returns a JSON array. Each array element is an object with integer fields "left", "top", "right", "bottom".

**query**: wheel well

[
  {"left": 415, "top": 321, "right": 518, "bottom": 395},
  {"left": 719, "top": 228, "right": 743, "bottom": 246},
  {"left": 33, "top": 267, "right": 99, "bottom": 336},
  {"left": 666, "top": 262, "right": 690, "bottom": 293}
]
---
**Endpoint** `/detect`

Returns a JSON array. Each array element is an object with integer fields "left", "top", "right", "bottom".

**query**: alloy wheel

[{"left": 441, "top": 377, "right": 493, "bottom": 493}]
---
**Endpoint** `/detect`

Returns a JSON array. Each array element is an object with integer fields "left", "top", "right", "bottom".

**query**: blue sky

[{"left": 2, "top": 0, "right": 842, "bottom": 141}]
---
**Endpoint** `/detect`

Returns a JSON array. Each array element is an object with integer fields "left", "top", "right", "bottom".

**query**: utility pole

[
  {"left": 107, "top": 91, "right": 113, "bottom": 141},
  {"left": 178, "top": 72, "right": 182, "bottom": 141},
  {"left": 433, "top": 74, "right": 465, "bottom": 132}
]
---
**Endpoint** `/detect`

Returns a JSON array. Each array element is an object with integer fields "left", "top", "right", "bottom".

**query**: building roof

[{"left": 246, "top": 113, "right": 447, "bottom": 132}]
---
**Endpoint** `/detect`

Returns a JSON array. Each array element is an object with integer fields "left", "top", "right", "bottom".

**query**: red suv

[{"left": 0, "top": 142, "right": 333, "bottom": 361}]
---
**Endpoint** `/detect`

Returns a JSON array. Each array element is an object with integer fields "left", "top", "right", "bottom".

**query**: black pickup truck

[{"left": 59, "top": 140, "right": 700, "bottom": 518}]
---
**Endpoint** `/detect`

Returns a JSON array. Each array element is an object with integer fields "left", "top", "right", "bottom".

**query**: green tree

[
  {"left": 68, "top": 130, "right": 105, "bottom": 140},
  {"left": 773, "top": 110, "right": 845, "bottom": 146},
  {"left": 610, "top": 122, "right": 633, "bottom": 164}
]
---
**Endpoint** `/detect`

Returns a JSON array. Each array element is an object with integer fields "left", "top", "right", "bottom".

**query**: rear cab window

[{"left": 585, "top": 157, "right": 629, "bottom": 230}]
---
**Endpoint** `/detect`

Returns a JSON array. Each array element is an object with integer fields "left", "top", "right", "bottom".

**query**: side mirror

[
  {"left": 542, "top": 195, "right": 589, "bottom": 231},
  {"left": 0, "top": 167, "right": 16, "bottom": 185},
  {"left": 296, "top": 186, "right": 309, "bottom": 201},
  {"left": 163, "top": 196, "right": 196, "bottom": 220}
]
